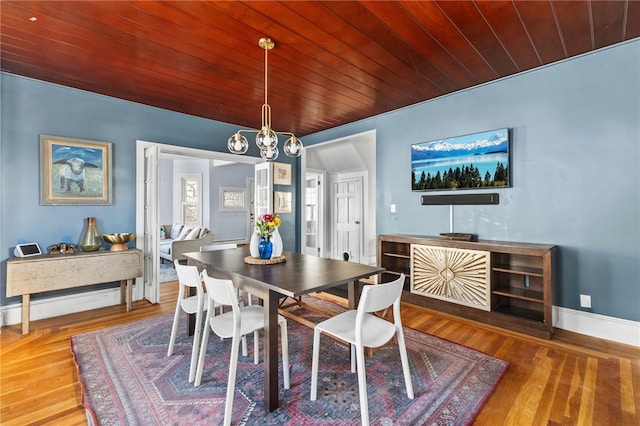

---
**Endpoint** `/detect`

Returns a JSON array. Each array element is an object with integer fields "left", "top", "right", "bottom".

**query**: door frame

[
  {"left": 299, "top": 130, "right": 376, "bottom": 265},
  {"left": 246, "top": 176, "right": 255, "bottom": 240},
  {"left": 135, "top": 140, "right": 261, "bottom": 304},
  {"left": 303, "top": 168, "right": 326, "bottom": 257}
]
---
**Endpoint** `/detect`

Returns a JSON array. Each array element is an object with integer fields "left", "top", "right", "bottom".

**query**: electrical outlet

[
  {"left": 580, "top": 294, "right": 592, "bottom": 308},
  {"left": 390, "top": 203, "right": 397, "bottom": 213}
]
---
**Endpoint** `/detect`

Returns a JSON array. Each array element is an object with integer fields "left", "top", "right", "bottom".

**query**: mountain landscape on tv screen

[{"left": 411, "top": 131, "right": 508, "bottom": 161}]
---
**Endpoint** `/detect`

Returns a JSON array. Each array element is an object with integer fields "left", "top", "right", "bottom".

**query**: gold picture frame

[
  {"left": 274, "top": 191, "right": 292, "bottom": 214},
  {"left": 40, "top": 134, "right": 113, "bottom": 205},
  {"left": 273, "top": 162, "right": 292, "bottom": 185}
]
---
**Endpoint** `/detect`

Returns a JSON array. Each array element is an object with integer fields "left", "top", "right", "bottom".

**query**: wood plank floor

[{"left": 1, "top": 281, "right": 638, "bottom": 425}]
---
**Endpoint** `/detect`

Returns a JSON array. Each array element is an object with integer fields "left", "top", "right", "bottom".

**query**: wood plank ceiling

[{"left": 2, "top": 1, "right": 638, "bottom": 137}]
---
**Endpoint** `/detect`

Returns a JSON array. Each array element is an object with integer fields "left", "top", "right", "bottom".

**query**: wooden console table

[
  {"left": 378, "top": 234, "right": 557, "bottom": 339},
  {"left": 6, "top": 249, "right": 143, "bottom": 334}
]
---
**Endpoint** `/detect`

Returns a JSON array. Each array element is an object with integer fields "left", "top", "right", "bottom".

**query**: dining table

[{"left": 185, "top": 247, "right": 385, "bottom": 411}]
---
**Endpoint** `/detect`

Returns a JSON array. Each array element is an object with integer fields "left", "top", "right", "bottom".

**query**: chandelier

[{"left": 227, "top": 37, "right": 303, "bottom": 161}]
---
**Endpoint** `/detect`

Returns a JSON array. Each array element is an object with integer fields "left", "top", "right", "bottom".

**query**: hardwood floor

[{"left": 1, "top": 281, "right": 638, "bottom": 425}]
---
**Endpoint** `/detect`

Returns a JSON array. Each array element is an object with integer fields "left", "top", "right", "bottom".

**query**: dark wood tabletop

[
  {"left": 186, "top": 247, "right": 384, "bottom": 298},
  {"left": 185, "top": 247, "right": 384, "bottom": 411}
]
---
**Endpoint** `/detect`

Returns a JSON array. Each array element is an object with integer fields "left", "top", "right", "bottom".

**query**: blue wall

[
  {"left": 0, "top": 74, "right": 296, "bottom": 305},
  {"left": 302, "top": 40, "right": 640, "bottom": 322},
  {"left": 1, "top": 40, "right": 638, "bottom": 323}
]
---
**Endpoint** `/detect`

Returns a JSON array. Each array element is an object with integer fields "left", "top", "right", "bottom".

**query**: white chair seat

[
  {"left": 314, "top": 310, "right": 397, "bottom": 349},
  {"left": 180, "top": 295, "right": 207, "bottom": 315},
  {"left": 209, "top": 305, "right": 286, "bottom": 339}
]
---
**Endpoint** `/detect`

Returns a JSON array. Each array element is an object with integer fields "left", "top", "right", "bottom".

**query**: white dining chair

[
  {"left": 199, "top": 242, "right": 250, "bottom": 301},
  {"left": 167, "top": 260, "right": 221, "bottom": 383},
  {"left": 199, "top": 242, "right": 253, "bottom": 358},
  {"left": 195, "top": 270, "right": 290, "bottom": 426},
  {"left": 310, "top": 274, "right": 413, "bottom": 426}
]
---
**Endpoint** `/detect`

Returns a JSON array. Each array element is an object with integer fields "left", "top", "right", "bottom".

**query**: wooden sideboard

[
  {"left": 378, "top": 234, "right": 557, "bottom": 339},
  {"left": 6, "top": 249, "right": 143, "bottom": 334}
]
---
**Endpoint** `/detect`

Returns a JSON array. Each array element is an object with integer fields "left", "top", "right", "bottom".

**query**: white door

[
  {"left": 304, "top": 171, "right": 324, "bottom": 256},
  {"left": 255, "top": 162, "right": 273, "bottom": 218},
  {"left": 143, "top": 145, "right": 160, "bottom": 303},
  {"left": 332, "top": 175, "right": 363, "bottom": 262}
]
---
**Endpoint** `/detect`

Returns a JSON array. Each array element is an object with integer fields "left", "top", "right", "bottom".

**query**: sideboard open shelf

[
  {"left": 379, "top": 239, "right": 412, "bottom": 291},
  {"left": 378, "top": 234, "right": 557, "bottom": 339}
]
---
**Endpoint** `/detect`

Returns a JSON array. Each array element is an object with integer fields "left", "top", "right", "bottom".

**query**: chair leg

[
  {"left": 188, "top": 309, "right": 203, "bottom": 383},
  {"left": 310, "top": 328, "right": 322, "bottom": 400},
  {"left": 396, "top": 326, "right": 414, "bottom": 399},
  {"left": 241, "top": 334, "right": 248, "bottom": 357},
  {"left": 194, "top": 310, "right": 212, "bottom": 387},
  {"left": 280, "top": 319, "right": 290, "bottom": 389},
  {"left": 223, "top": 335, "right": 241, "bottom": 426},
  {"left": 167, "top": 303, "right": 181, "bottom": 356},
  {"left": 253, "top": 330, "right": 259, "bottom": 364},
  {"left": 355, "top": 344, "right": 370, "bottom": 426},
  {"left": 350, "top": 344, "right": 356, "bottom": 373}
]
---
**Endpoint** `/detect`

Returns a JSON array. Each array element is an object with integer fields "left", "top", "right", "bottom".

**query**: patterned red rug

[{"left": 71, "top": 296, "right": 507, "bottom": 425}]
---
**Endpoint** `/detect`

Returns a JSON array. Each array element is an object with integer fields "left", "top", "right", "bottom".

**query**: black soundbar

[{"left": 421, "top": 193, "right": 499, "bottom": 205}]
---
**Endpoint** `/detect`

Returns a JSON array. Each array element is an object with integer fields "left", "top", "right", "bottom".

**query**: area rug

[
  {"left": 159, "top": 262, "right": 178, "bottom": 283},
  {"left": 71, "top": 297, "right": 508, "bottom": 425}
]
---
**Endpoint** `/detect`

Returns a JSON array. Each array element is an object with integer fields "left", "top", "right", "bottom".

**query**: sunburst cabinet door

[{"left": 411, "top": 244, "right": 491, "bottom": 311}]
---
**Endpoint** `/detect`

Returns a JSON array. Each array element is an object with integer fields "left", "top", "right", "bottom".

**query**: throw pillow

[
  {"left": 186, "top": 227, "right": 201, "bottom": 240},
  {"left": 170, "top": 224, "right": 183, "bottom": 239},
  {"left": 175, "top": 226, "right": 193, "bottom": 241}
]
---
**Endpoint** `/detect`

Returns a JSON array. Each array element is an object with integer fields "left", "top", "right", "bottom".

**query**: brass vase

[{"left": 80, "top": 217, "right": 101, "bottom": 251}]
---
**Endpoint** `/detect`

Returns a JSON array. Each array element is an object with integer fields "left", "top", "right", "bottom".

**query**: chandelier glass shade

[{"left": 227, "top": 38, "right": 303, "bottom": 161}]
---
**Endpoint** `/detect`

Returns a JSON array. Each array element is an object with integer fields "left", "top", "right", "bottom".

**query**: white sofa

[{"left": 159, "top": 224, "right": 213, "bottom": 263}]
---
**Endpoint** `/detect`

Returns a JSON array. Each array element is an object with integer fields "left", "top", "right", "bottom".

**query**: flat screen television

[{"left": 411, "top": 128, "right": 510, "bottom": 191}]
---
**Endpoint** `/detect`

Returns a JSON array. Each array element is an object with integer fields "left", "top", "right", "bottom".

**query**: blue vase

[{"left": 258, "top": 237, "right": 273, "bottom": 259}]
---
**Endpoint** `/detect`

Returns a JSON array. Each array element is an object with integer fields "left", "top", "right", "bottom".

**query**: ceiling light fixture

[{"left": 227, "top": 38, "right": 303, "bottom": 161}]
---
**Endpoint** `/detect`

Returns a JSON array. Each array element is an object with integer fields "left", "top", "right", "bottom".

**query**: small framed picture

[
  {"left": 219, "top": 186, "right": 247, "bottom": 211},
  {"left": 40, "top": 134, "right": 112, "bottom": 205},
  {"left": 274, "top": 191, "right": 292, "bottom": 214},
  {"left": 273, "top": 162, "right": 292, "bottom": 185}
]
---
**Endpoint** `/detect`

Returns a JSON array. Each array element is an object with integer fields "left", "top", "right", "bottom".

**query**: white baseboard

[
  {"left": 554, "top": 306, "right": 640, "bottom": 347},
  {"left": 1, "top": 291, "right": 638, "bottom": 348}
]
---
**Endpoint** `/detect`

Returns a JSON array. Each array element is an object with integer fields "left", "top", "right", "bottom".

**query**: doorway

[
  {"left": 300, "top": 130, "right": 376, "bottom": 265},
  {"left": 135, "top": 140, "right": 261, "bottom": 304}
]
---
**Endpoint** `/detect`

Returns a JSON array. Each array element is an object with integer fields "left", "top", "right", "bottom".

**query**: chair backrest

[
  {"left": 200, "top": 243, "right": 238, "bottom": 251},
  {"left": 174, "top": 260, "right": 203, "bottom": 289},
  {"left": 358, "top": 274, "right": 405, "bottom": 314},
  {"left": 201, "top": 270, "right": 239, "bottom": 308}
]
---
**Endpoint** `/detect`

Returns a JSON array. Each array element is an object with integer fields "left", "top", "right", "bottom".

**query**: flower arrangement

[{"left": 256, "top": 213, "right": 281, "bottom": 240}]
